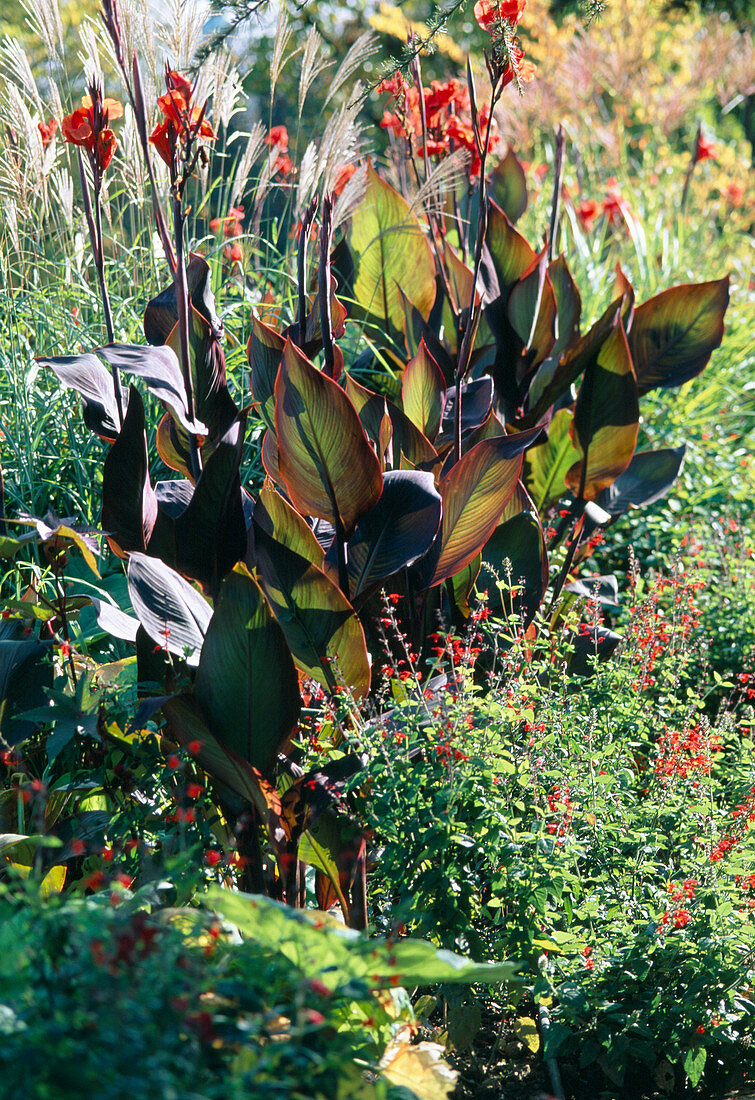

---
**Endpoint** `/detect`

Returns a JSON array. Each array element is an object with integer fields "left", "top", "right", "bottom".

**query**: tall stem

[
  {"left": 77, "top": 150, "right": 124, "bottom": 427},
  {"left": 172, "top": 196, "right": 202, "bottom": 482},
  {"left": 318, "top": 193, "right": 336, "bottom": 377},
  {"left": 547, "top": 124, "right": 565, "bottom": 263}
]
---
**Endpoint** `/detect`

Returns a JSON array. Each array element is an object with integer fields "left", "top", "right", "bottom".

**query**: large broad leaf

[
  {"left": 438, "top": 377, "right": 495, "bottom": 448},
  {"left": 522, "top": 407, "right": 581, "bottom": 513},
  {"left": 490, "top": 148, "right": 528, "bottom": 224},
  {"left": 346, "top": 162, "right": 436, "bottom": 334},
  {"left": 507, "top": 250, "right": 557, "bottom": 376},
  {"left": 95, "top": 343, "right": 206, "bottom": 435},
  {"left": 417, "top": 433, "right": 537, "bottom": 589},
  {"left": 0, "top": 633, "right": 53, "bottom": 745},
  {"left": 252, "top": 482, "right": 325, "bottom": 566},
  {"left": 484, "top": 200, "right": 536, "bottom": 294},
  {"left": 39, "top": 352, "right": 124, "bottom": 442},
  {"left": 480, "top": 509, "right": 548, "bottom": 628},
  {"left": 523, "top": 299, "right": 621, "bottom": 428},
  {"left": 144, "top": 253, "right": 223, "bottom": 345},
  {"left": 127, "top": 552, "right": 212, "bottom": 667},
  {"left": 163, "top": 694, "right": 282, "bottom": 819},
  {"left": 334, "top": 470, "right": 442, "bottom": 602},
  {"left": 165, "top": 306, "right": 239, "bottom": 445},
  {"left": 254, "top": 526, "right": 371, "bottom": 699},
  {"left": 401, "top": 341, "right": 445, "bottom": 442},
  {"left": 193, "top": 565, "right": 300, "bottom": 776},
  {"left": 205, "top": 888, "right": 519, "bottom": 988},
  {"left": 275, "top": 341, "right": 382, "bottom": 537},
  {"left": 629, "top": 277, "right": 729, "bottom": 395},
  {"left": 597, "top": 445, "right": 686, "bottom": 516},
  {"left": 248, "top": 314, "right": 285, "bottom": 431},
  {"left": 344, "top": 375, "right": 438, "bottom": 468},
  {"left": 147, "top": 415, "right": 247, "bottom": 594},
  {"left": 566, "top": 319, "right": 640, "bottom": 501},
  {"left": 548, "top": 254, "right": 582, "bottom": 357},
  {"left": 101, "top": 386, "right": 158, "bottom": 556}
]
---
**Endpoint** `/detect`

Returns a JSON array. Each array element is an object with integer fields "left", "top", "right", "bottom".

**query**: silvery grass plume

[
  {"left": 324, "top": 31, "right": 379, "bottom": 109},
  {"left": 157, "top": 0, "right": 208, "bottom": 72},
  {"left": 297, "top": 83, "right": 367, "bottom": 216},
  {"left": 21, "top": 0, "right": 63, "bottom": 64},
  {"left": 410, "top": 149, "right": 471, "bottom": 221},
  {"left": 270, "top": 7, "right": 296, "bottom": 107},
  {"left": 298, "top": 27, "right": 333, "bottom": 118},
  {"left": 229, "top": 121, "right": 266, "bottom": 210}
]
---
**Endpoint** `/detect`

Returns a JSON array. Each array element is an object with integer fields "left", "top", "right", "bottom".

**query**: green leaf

[
  {"left": 418, "top": 434, "right": 532, "bottom": 589},
  {"left": 565, "top": 319, "right": 640, "bottom": 501},
  {"left": 205, "top": 888, "right": 519, "bottom": 988},
  {"left": 485, "top": 200, "right": 537, "bottom": 292},
  {"left": 345, "top": 375, "right": 438, "bottom": 469},
  {"left": 275, "top": 341, "right": 382, "bottom": 538},
  {"left": 299, "top": 811, "right": 352, "bottom": 917},
  {"left": 401, "top": 340, "right": 445, "bottom": 442},
  {"left": 684, "top": 1046, "right": 707, "bottom": 1088},
  {"left": 194, "top": 565, "right": 300, "bottom": 775},
  {"left": 346, "top": 162, "right": 436, "bottom": 334},
  {"left": 629, "top": 277, "right": 729, "bottom": 394},
  {"left": 253, "top": 482, "right": 325, "bottom": 566},
  {"left": 127, "top": 552, "right": 211, "bottom": 667},
  {"left": 507, "top": 250, "right": 557, "bottom": 374},
  {"left": 254, "top": 526, "right": 371, "bottom": 699},
  {"left": 490, "top": 148, "right": 528, "bottom": 223},
  {"left": 548, "top": 254, "right": 582, "bottom": 357},
  {"left": 481, "top": 508, "right": 549, "bottom": 628},
  {"left": 523, "top": 408, "right": 581, "bottom": 513}
]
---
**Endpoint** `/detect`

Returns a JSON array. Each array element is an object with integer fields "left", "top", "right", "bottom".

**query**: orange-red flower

[
  {"left": 474, "top": 0, "right": 527, "bottom": 28},
  {"left": 150, "top": 69, "right": 215, "bottom": 169},
  {"left": 694, "top": 133, "right": 716, "bottom": 164},
  {"left": 38, "top": 117, "right": 58, "bottom": 148},
  {"left": 332, "top": 163, "right": 358, "bottom": 195},
  {"left": 210, "top": 205, "right": 244, "bottom": 238},
  {"left": 577, "top": 198, "right": 600, "bottom": 231},
  {"left": 62, "top": 94, "right": 123, "bottom": 171},
  {"left": 265, "top": 126, "right": 292, "bottom": 176}
]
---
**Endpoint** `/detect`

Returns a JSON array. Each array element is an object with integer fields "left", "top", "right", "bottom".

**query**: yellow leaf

[
  {"left": 381, "top": 1040, "right": 458, "bottom": 1100},
  {"left": 40, "top": 865, "right": 66, "bottom": 897},
  {"left": 513, "top": 1016, "right": 540, "bottom": 1054}
]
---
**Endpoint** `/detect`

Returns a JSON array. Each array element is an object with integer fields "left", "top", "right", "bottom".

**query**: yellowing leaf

[
  {"left": 513, "top": 1016, "right": 540, "bottom": 1053},
  {"left": 381, "top": 1039, "right": 458, "bottom": 1100}
]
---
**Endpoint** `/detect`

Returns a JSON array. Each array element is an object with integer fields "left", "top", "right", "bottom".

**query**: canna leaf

[
  {"left": 346, "top": 162, "right": 436, "bottom": 333},
  {"left": 253, "top": 482, "right": 325, "bottom": 566},
  {"left": 254, "top": 525, "right": 371, "bottom": 699},
  {"left": 480, "top": 508, "right": 549, "bottom": 628},
  {"left": 127, "top": 552, "right": 212, "bottom": 668},
  {"left": 490, "top": 147, "right": 528, "bottom": 223},
  {"left": 596, "top": 445, "right": 686, "bottom": 516},
  {"left": 629, "top": 277, "right": 729, "bottom": 394},
  {"left": 275, "top": 340, "right": 383, "bottom": 538},
  {"left": 248, "top": 313, "right": 285, "bottom": 431},
  {"left": 193, "top": 565, "right": 300, "bottom": 776},
  {"left": 39, "top": 351, "right": 125, "bottom": 442},
  {"left": 522, "top": 408, "right": 581, "bottom": 514},
  {"left": 344, "top": 375, "right": 438, "bottom": 468},
  {"left": 565, "top": 319, "right": 640, "bottom": 501},
  {"left": 401, "top": 340, "right": 446, "bottom": 441},
  {"left": 101, "top": 386, "right": 158, "bottom": 557}
]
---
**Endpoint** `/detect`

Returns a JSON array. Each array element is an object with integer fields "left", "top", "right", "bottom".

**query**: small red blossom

[
  {"left": 474, "top": 0, "right": 527, "bottom": 28},
  {"left": 186, "top": 782, "right": 203, "bottom": 800},
  {"left": 694, "top": 133, "right": 716, "bottom": 164},
  {"left": 188, "top": 740, "right": 202, "bottom": 755},
  {"left": 38, "top": 117, "right": 58, "bottom": 148},
  {"left": 205, "top": 849, "right": 222, "bottom": 867}
]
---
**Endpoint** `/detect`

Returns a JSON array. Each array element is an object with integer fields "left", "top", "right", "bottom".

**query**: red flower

[
  {"left": 38, "top": 117, "right": 58, "bottom": 148},
  {"left": 210, "top": 206, "right": 244, "bottom": 238},
  {"left": 332, "top": 163, "right": 358, "bottom": 195},
  {"left": 694, "top": 133, "right": 716, "bottom": 164},
  {"left": 61, "top": 93, "right": 122, "bottom": 172},
  {"left": 266, "top": 124, "right": 289, "bottom": 150},
  {"left": 474, "top": 0, "right": 527, "bottom": 28},
  {"left": 205, "top": 849, "right": 222, "bottom": 867},
  {"left": 601, "top": 179, "right": 629, "bottom": 226},
  {"left": 150, "top": 69, "right": 215, "bottom": 169}
]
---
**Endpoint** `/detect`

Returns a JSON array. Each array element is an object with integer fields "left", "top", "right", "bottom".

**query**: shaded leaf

[
  {"left": 127, "top": 552, "right": 211, "bottom": 667},
  {"left": 490, "top": 147, "right": 528, "bottom": 223},
  {"left": 194, "top": 565, "right": 300, "bottom": 776},
  {"left": 144, "top": 253, "right": 223, "bottom": 345},
  {"left": 481, "top": 509, "right": 549, "bottom": 628},
  {"left": 101, "top": 386, "right": 158, "bottom": 557},
  {"left": 596, "top": 445, "right": 686, "bottom": 516},
  {"left": 95, "top": 342, "right": 206, "bottom": 434},
  {"left": 344, "top": 375, "right": 438, "bottom": 468},
  {"left": 248, "top": 313, "right": 285, "bottom": 431},
  {"left": 39, "top": 352, "right": 124, "bottom": 442}
]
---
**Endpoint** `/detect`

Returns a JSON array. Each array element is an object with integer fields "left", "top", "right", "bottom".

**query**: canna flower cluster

[
  {"left": 150, "top": 69, "right": 216, "bottom": 172},
  {"left": 62, "top": 84, "right": 123, "bottom": 173},
  {"left": 265, "top": 125, "right": 292, "bottom": 177},
  {"left": 210, "top": 205, "right": 244, "bottom": 263}
]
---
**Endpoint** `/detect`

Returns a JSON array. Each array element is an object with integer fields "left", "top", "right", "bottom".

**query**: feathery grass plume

[
  {"left": 0, "top": 37, "right": 45, "bottom": 119},
  {"left": 409, "top": 149, "right": 471, "bottom": 220},
  {"left": 199, "top": 51, "right": 244, "bottom": 132},
  {"left": 229, "top": 121, "right": 266, "bottom": 208},
  {"left": 157, "top": 0, "right": 208, "bottom": 71},
  {"left": 303, "top": 83, "right": 365, "bottom": 208},
  {"left": 119, "top": 105, "right": 146, "bottom": 207},
  {"left": 296, "top": 141, "right": 320, "bottom": 215},
  {"left": 52, "top": 167, "right": 74, "bottom": 228},
  {"left": 270, "top": 7, "right": 295, "bottom": 107},
  {"left": 78, "top": 22, "right": 104, "bottom": 87},
  {"left": 1, "top": 83, "right": 48, "bottom": 213},
  {"left": 324, "top": 31, "right": 379, "bottom": 109},
  {"left": 298, "top": 27, "right": 332, "bottom": 118},
  {"left": 21, "top": 0, "right": 63, "bottom": 63},
  {"left": 332, "top": 164, "right": 368, "bottom": 231},
  {"left": 111, "top": 0, "right": 159, "bottom": 101},
  {"left": 3, "top": 199, "right": 19, "bottom": 253}
]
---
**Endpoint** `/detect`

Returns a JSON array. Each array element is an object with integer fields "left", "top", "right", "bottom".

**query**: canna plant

[{"left": 31, "top": 0, "right": 730, "bottom": 923}]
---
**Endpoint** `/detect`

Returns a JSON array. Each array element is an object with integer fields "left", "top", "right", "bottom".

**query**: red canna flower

[
  {"left": 694, "top": 133, "right": 716, "bottom": 164},
  {"left": 150, "top": 68, "right": 215, "bottom": 170},
  {"left": 266, "top": 124, "right": 289, "bottom": 150},
  {"left": 474, "top": 0, "right": 527, "bottom": 28},
  {"left": 332, "top": 163, "right": 358, "bottom": 195},
  {"left": 210, "top": 205, "right": 244, "bottom": 238},
  {"left": 38, "top": 117, "right": 58, "bottom": 148},
  {"left": 61, "top": 89, "right": 122, "bottom": 172}
]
